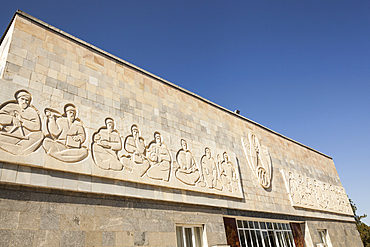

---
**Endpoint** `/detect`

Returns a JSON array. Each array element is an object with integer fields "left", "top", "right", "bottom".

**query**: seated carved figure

[
  {"left": 0, "top": 90, "right": 43, "bottom": 155},
  {"left": 175, "top": 139, "right": 200, "bottom": 186},
  {"left": 92, "top": 118, "right": 123, "bottom": 171},
  {"left": 121, "top": 125, "right": 150, "bottom": 177},
  {"left": 43, "top": 104, "right": 88, "bottom": 162},
  {"left": 220, "top": 152, "right": 238, "bottom": 192},
  {"left": 146, "top": 132, "right": 171, "bottom": 181}
]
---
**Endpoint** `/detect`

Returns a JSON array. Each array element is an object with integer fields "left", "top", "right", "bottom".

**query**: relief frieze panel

[
  {"left": 281, "top": 170, "right": 352, "bottom": 215},
  {"left": 0, "top": 89, "right": 243, "bottom": 198},
  {"left": 241, "top": 132, "right": 272, "bottom": 188}
]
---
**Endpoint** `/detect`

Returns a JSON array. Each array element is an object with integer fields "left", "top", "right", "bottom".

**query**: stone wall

[
  {"left": 0, "top": 11, "right": 354, "bottom": 221},
  {"left": 0, "top": 183, "right": 227, "bottom": 247},
  {"left": 0, "top": 10, "right": 362, "bottom": 247}
]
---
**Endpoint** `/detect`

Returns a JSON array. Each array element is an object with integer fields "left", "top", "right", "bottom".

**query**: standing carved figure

[
  {"left": 0, "top": 90, "right": 43, "bottom": 155},
  {"left": 146, "top": 132, "right": 171, "bottom": 181},
  {"left": 175, "top": 139, "right": 200, "bottom": 186},
  {"left": 288, "top": 172, "right": 300, "bottom": 204},
  {"left": 43, "top": 103, "right": 88, "bottom": 162},
  {"left": 220, "top": 152, "right": 238, "bottom": 193},
  {"left": 200, "top": 147, "right": 218, "bottom": 189},
  {"left": 306, "top": 177, "right": 315, "bottom": 206},
  {"left": 92, "top": 118, "right": 123, "bottom": 171}
]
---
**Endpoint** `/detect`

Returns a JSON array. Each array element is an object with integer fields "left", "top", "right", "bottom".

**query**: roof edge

[{"left": 13, "top": 10, "right": 332, "bottom": 159}]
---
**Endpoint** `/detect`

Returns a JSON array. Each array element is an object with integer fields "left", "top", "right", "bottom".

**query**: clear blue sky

[{"left": 1, "top": 1, "right": 369, "bottom": 223}]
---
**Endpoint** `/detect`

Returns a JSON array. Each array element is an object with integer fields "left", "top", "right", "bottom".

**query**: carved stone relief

[
  {"left": 174, "top": 139, "right": 201, "bottom": 186},
  {"left": 146, "top": 132, "right": 171, "bottom": 181},
  {"left": 282, "top": 170, "right": 352, "bottom": 215},
  {"left": 241, "top": 132, "right": 272, "bottom": 188},
  {"left": 200, "top": 147, "right": 222, "bottom": 190},
  {"left": 43, "top": 103, "right": 88, "bottom": 163},
  {"left": 92, "top": 118, "right": 123, "bottom": 171},
  {"left": 0, "top": 90, "right": 44, "bottom": 155},
  {"left": 121, "top": 124, "right": 150, "bottom": 177},
  {"left": 0, "top": 89, "right": 244, "bottom": 198}
]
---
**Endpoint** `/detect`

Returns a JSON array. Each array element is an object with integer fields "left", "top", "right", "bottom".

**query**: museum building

[{"left": 0, "top": 10, "right": 363, "bottom": 247}]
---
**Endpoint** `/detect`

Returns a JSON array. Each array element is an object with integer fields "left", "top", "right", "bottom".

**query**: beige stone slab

[{"left": 0, "top": 163, "right": 18, "bottom": 182}]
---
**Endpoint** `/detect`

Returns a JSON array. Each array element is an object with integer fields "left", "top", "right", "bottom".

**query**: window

[
  {"left": 236, "top": 219, "right": 296, "bottom": 247},
  {"left": 176, "top": 225, "right": 204, "bottom": 247},
  {"left": 317, "top": 229, "right": 331, "bottom": 247}
]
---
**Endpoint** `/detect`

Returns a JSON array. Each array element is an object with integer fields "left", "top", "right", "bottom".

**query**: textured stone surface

[{"left": 0, "top": 10, "right": 362, "bottom": 247}]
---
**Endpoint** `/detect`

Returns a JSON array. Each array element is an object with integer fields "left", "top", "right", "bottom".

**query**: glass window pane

[
  {"left": 185, "top": 228, "right": 193, "bottom": 247},
  {"left": 250, "top": 230, "right": 259, "bottom": 247},
  {"left": 262, "top": 231, "right": 271, "bottom": 247},
  {"left": 282, "top": 223, "right": 287, "bottom": 231},
  {"left": 267, "top": 222, "right": 273, "bottom": 230},
  {"left": 243, "top": 221, "right": 249, "bottom": 229},
  {"left": 288, "top": 232, "right": 295, "bottom": 247},
  {"left": 260, "top": 222, "right": 267, "bottom": 229},
  {"left": 268, "top": 231, "right": 277, "bottom": 247},
  {"left": 284, "top": 231, "right": 292, "bottom": 247},
  {"left": 237, "top": 220, "right": 243, "bottom": 228},
  {"left": 256, "top": 230, "right": 264, "bottom": 247},
  {"left": 176, "top": 226, "right": 184, "bottom": 247},
  {"left": 276, "top": 232, "right": 284, "bottom": 247},
  {"left": 278, "top": 223, "right": 282, "bottom": 230},
  {"left": 194, "top": 227, "right": 203, "bottom": 247},
  {"left": 254, "top": 221, "right": 260, "bottom": 229},
  {"left": 286, "top": 223, "right": 291, "bottom": 231},
  {"left": 273, "top": 223, "right": 278, "bottom": 230},
  {"left": 245, "top": 230, "right": 253, "bottom": 247},
  {"left": 249, "top": 221, "right": 255, "bottom": 229},
  {"left": 239, "top": 230, "right": 246, "bottom": 247}
]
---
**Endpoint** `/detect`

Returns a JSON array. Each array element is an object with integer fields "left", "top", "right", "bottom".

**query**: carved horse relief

[{"left": 242, "top": 132, "right": 272, "bottom": 188}]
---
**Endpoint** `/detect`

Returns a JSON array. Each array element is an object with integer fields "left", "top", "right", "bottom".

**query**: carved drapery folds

[
  {"left": 43, "top": 104, "right": 88, "bottom": 163},
  {"left": 91, "top": 118, "right": 123, "bottom": 171},
  {"left": 0, "top": 89, "right": 242, "bottom": 198},
  {"left": 0, "top": 90, "right": 44, "bottom": 155},
  {"left": 241, "top": 132, "right": 272, "bottom": 188},
  {"left": 282, "top": 170, "right": 352, "bottom": 215}
]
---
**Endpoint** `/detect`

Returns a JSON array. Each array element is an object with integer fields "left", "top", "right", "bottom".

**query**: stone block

[
  {"left": 100, "top": 216, "right": 123, "bottom": 231},
  {"left": 9, "top": 229, "right": 34, "bottom": 247},
  {"left": 134, "top": 231, "right": 149, "bottom": 246},
  {"left": 116, "top": 231, "right": 134, "bottom": 246},
  {"left": 0, "top": 230, "right": 11, "bottom": 247},
  {"left": 40, "top": 213, "right": 60, "bottom": 230},
  {"left": 0, "top": 164, "right": 18, "bottom": 183},
  {"left": 85, "top": 231, "right": 102, "bottom": 246},
  {"left": 102, "top": 231, "right": 115, "bottom": 246},
  {"left": 60, "top": 231, "right": 85, "bottom": 247},
  {"left": 32, "top": 230, "right": 60, "bottom": 247},
  {"left": 18, "top": 212, "right": 41, "bottom": 230},
  {"left": 0, "top": 211, "right": 19, "bottom": 229}
]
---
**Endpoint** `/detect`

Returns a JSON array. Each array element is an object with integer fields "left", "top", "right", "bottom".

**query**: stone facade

[{"left": 0, "top": 10, "right": 363, "bottom": 247}]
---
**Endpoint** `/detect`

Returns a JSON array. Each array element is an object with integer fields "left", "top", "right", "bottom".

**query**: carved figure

[
  {"left": 43, "top": 103, "right": 88, "bottom": 162},
  {"left": 146, "top": 132, "right": 171, "bottom": 181},
  {"left": 288, "top": 172, "right": 300, "bottom": 204},
  {"left": 314, "top": 180, "right": 323, "bottom": 208},
  {"left": 0, "top": 90, "right": 43, "bottom": 155},
  {"left": 175, "top": 139, "right": 200, "bottom": 186},
  {"left": 220, "top": 152, "right": 238, "bottom": 192},
  {"left": 242, "top": 133, "right": 272, "bottom": 188},
  {"left": 92, "top": 118, "right": 123, "bottom": 171},
  {"left": 201, "top": 147, "right": 221, "bottom": 189},
  {"left": 296, "top": 175, "right": 306, "bottom": 204},
  {"left": 306, "top": 177, "right": 315, "bottom": 206},
  {"left": 121, "top": 124, "right": 150, "bottom": 177}
]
